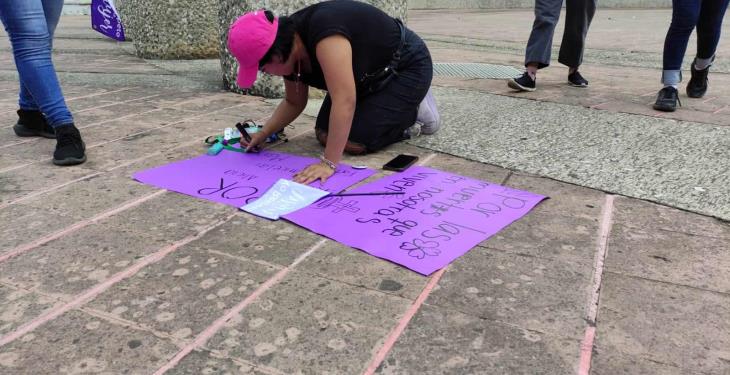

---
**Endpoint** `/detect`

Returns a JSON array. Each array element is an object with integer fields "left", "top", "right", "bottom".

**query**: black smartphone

[{"left": 383, "top": 154, "right": 419, "bottom": 172}]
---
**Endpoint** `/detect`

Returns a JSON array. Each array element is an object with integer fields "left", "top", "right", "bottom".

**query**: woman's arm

[
  {"left": 316, "top": 35, "right": 356, "bottom": 165},
  {"left": 245, "top": 79, "right": 308, "bottom": 150},
  {"left": 292, "top": 34, "right": 356, "bottom": 184}
]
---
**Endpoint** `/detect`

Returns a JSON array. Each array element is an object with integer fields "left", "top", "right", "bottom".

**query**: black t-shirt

[{"left": 286, "top": 0, "right": 401, "bottom": 91}]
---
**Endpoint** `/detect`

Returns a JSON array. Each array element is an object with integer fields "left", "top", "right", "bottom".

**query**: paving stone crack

[{"left": 0, "top": 212, "right": 239, "bottom": 348}]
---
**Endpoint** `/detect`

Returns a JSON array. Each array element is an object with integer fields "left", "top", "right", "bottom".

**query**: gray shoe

[{"left": 416, "top": 88, "right": 441, "bottom": 135}]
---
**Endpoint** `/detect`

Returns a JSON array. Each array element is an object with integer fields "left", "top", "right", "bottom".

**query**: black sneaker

[
  {"left": 508, "top": 72, "right": 536, "bottom": 92},
  {"left": 53, "top": 124, "right": 86, "bottom": 166},
  {"left": 653, "top": 86, "right": 681, "bottom": 112},
  {"left": 686, "top": 58, "right": 710, "bottom": 98},
  {"left": 13, "top": 109, "right": 55, "bottom": 138},
  {"left": 568, "top": 71, "right": 589, "bottom": 87}
]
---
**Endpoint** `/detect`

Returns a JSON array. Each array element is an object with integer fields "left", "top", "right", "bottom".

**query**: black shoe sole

[
  {"left": 568, "top": 82, "right": 588, "bottom": 88},
  {"left": 653, "top": 104, "right": 676, "bottom": 112},
  {"left": 686, "top": 90, "right": 707, "bottom": 99},
  {"left": 507, "top": 79, "right": 536, "bottom": 92},
  {"left": 13, "top": 124, "right": 56, "bottom": 139},
  {"left": 53, "top": 155, "right": 87, "bottom": 166}
]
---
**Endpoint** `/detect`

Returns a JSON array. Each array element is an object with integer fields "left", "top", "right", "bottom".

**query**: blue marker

[{"left": 206, "top": 142, "right": 224, "bottom": 156}]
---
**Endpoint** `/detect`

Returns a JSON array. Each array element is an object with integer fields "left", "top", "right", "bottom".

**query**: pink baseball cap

[{"left": 227, "top": 10, "right": 279, "bottom": 88}]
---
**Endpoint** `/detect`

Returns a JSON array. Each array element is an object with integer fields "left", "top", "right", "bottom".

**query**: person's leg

[
  {"left": 17, "top": 0, "right": 65, "bottom": 111},
  {"left": 661, "top": 0, "right": 701, "bottom": 87},
  {"left": 695, "top": 0, "right": 729, "bottom": 60},
  {"left": 509, "top": 0, "right": 562, "bottom": 92},
  {"left": 0, "top": 0, "right": 86, "bottom": 164},
  {"left": 558, "top": 0, "right": 597, "bottom": 69},
  {"left": 315, "top": 94, "right": 368, "bottom": 155},
  {"left": 355, "top": 30, "right": 432, "bottom": 152},
  {"left": 1, "top": 0, "right": 55, "bottom": 138},
  {"left": 558, "top": 0, "right": 596, "bottom": 86},
  {"left": 654, "top": 0, "right": 701, "bottom": 111},
  {"left": 525, "top": 0, "right": 563, "bottom": 69},
  {"left": 686, "top": 0, "right": 730, "bottom": 97},
  {"left": 415, "top": 86, "right": 440, "bottom": 135},
  {"left": 351, "top": 66, "right": 432, "bottom": 151},
  {"left": 315, "top": 94, "right": 332, "bottom": 133},
  {"left": 0, "top": 0, "right": 73, "bottom": 127},
  {"left": 349, "top": 79, "right": 427, "bottom": 153}
]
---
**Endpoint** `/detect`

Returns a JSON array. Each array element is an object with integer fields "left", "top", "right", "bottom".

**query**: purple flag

[
  {"left": 284, "top": 167, "right": 547, "bottom": 275},
  {"left": 91, "top": 0, "right": 126, "bottom": 41},
  {"left": 133, "top": 150, "right": 376, "bottom": 208}
]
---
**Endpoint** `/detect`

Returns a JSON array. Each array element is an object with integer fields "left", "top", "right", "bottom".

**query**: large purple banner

[
  {"left": 133, "top": 150, "right": 375, "bottom": 208},
  {"left": 284, "top": 167, "right": 546, "bottom": 275},
  {"left": 91, "top": 0, "right": 126, "bottom": 41}
]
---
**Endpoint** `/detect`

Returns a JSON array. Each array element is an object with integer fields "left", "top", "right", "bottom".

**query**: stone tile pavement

[{"left": 0, "top": 9, "right": 728, "bottom": 375}]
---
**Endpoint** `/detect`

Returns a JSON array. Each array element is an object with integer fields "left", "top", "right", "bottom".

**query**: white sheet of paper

[{"left": 240, "top": 179, "right": 330, "bottom": 220}]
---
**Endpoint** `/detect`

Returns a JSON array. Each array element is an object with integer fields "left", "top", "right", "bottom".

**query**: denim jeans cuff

[
  {"left": 661, "top": 70, "right": 682, "bottom": 86},
  {"left": 19, "top": 96, "right": 39, "bottom": 111}
]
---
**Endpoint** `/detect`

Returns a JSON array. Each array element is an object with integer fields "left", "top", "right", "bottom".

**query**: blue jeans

[
  {"left": 0, "top": 0, "right": 74, "bottom": 127},
  {"left": 662, "top": 0, "right": 730, "bottom": 85}
]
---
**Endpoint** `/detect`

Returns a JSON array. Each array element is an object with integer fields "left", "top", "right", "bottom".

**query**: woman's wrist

[{"left": 319, "top": 154, "right": 337, "bottom": 170}]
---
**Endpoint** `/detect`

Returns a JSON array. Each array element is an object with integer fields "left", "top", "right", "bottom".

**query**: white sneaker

[{"left": 416, "top": 88, "right": 440, "bottom": 135}]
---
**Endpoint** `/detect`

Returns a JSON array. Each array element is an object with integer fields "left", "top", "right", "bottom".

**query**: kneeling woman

[{"left": 228, "top": 0, "right": 439, "bottom": 184}]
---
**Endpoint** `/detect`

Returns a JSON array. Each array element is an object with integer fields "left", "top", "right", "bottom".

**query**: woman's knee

[
  {"left": 11, "top": 36, "right": 51, "bottom": 60},
  {"left": 669, "top": 6, "right": 700, "bottom": 34},
  {"left": 534, "top": 14, "right": 559, "bottom": 30},
  {"left": 533, "top": 2, "right": 561, "bottom": 30},
  {"left": 7, "top": 20, "right": 52, "bottom": 60}
]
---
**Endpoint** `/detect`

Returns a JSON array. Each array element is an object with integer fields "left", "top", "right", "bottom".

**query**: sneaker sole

[
  {"left": 568, "top": 82, "right": 588, "bottom": 88},
  {"left": 652, "top": 104, "right": 676, "bottom": 112},
  {"left": 421, "top": 125, "right": 440, "bottom": 135},
  {"left": 507, "top": 79, "right": 536, "bottom": 92},
  {"left": 686, "top": 89, "right": 707, "bottom": 98},
  {"left": 13, "top": 124, "right": 56, "bottom": 139},
  {"left": 53, "top": 155, "right": 87, "bottom": 166}
]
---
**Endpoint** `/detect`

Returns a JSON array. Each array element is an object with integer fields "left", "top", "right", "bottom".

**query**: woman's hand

[
  {"left": 242, "top": 131, "right": 267, "bottom": 152},
  {"left": 293, "top": 162, "right": 335, "bottom": 185}
]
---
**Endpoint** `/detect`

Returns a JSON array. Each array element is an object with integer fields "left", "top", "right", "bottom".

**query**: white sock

[
  {"left": 526, "top": 66, "right": 538, "bottom": 80},
  {"left": 695, "top": 56, "right": 713, "bottom": 70}
]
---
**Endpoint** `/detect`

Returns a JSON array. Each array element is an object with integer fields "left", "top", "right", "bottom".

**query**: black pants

[{"left": 316, "top": 27, "right": 433, "bottom": 152}]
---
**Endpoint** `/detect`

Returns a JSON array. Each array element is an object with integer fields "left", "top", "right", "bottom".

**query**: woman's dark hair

[{"left": 258, "top": 10, "right": 296, "bottom": 68}]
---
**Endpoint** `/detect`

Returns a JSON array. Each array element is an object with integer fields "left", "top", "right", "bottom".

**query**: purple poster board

[
  {"left": 133, "top": 150, "right": 375, "bottom": 208},
  {"left": 284, "top": 167, "right": 547, "bottom": 275},
  {"left": 91, "top": 0, "right": 126, "bottom": 41}
]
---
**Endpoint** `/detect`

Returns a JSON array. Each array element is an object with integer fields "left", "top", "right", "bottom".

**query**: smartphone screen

[{"left": 383, "top": 154, "right": 419, "bottom": 171}]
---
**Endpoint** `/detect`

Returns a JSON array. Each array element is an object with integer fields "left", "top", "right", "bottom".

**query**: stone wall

[
  {"left": 62, "top": 0, "right": 91, "bottom": 15},
  {"left": 118, "top": 0, "right": 219, "bottom": 59},
  {"left": 219, "top": 0, "right": 409, "bottom": 98}
]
